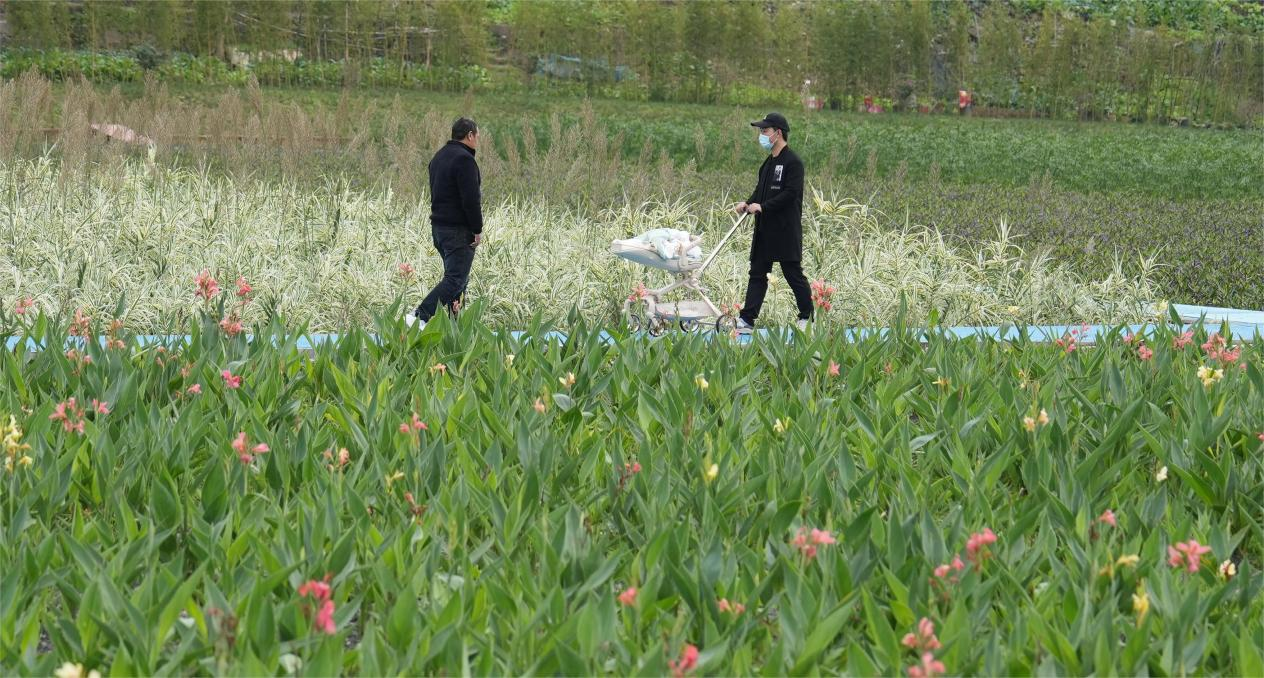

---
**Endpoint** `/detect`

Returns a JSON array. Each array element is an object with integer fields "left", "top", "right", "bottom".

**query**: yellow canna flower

[
  {"left": 1037, "top": 409, "right": 1050, "bottom": 426},
  {"left": 1132, "top": 582, "right": 1150, "bottom": 626},
  {"left": 1156, "top": 465, "right": 1168, "bottom": 482},
  {"left": 773, "top": 418, "right": 787, "bottom": 434},
  {"left": 704, "top": 463, "right": 719, "bottom": 482},
  {"left": 560, "top": 372, "right": 576, "bottom": 388},
  {"left": 1023, "top": 416, "right": 1036, "bottom": 432},
  {"left": 1116, "top": 554, "right": 1141, "bottom": 568},
  {"left": 385, "top": 471, "right": 405, "bottom": 489},
  {"left": 695, "top": 374, "right": 709, "bottom": 390},
  {"left": 1219, "top": 560, "right": 1236, "bottom": 580},
  {"left": 504, "top": 354, "right": 515, "bottom": 368}
]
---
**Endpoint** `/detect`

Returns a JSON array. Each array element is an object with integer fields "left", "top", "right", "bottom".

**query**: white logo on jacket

[{"left": 774, "top": 165, "right": 784, "bottom": 181}]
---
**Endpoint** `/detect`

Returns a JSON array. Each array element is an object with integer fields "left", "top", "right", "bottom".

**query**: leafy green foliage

[{"left": 0, "top": 308, "right": 1261, "bottom": 675}]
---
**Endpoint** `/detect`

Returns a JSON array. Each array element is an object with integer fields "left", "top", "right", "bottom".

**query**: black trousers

[
  {"left": 414, "top": 227, "right": 475, "bottom": 322},
  {"left": 740, "top": 258, "right": 814, "bottom": 326}
]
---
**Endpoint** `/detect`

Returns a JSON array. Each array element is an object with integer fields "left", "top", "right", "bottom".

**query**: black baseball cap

[{"left": 750, "top": 112, "right": 789, "bottom": 134}]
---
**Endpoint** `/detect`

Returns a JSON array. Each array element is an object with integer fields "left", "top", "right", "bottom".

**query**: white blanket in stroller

[{"left": 631, "top": 229, "right": 703, "bottom": 261}]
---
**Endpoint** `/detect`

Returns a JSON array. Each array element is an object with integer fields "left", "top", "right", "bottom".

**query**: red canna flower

[
  {"left": 1098, "top": 509, "right": 1117, "bottom": 528},
  {"left": 221, "top": 370, "right": 242, "bottom": 389}
]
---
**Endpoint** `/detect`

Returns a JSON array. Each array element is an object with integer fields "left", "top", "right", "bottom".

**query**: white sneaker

[
  {"left": 403, "top": 311, "right": 425, "bottom": 330},
  {"left": 796, "top": 319, "right": 810, "bottom": 331},
  {"left": 735, "top": 319, "right": 754, "bottom": 334}
]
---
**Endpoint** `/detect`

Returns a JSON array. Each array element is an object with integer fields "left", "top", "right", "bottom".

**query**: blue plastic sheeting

[
  {"left": 6, "top": 318, "right": 1262, "bottom": 354},
  {"left": 1173, "top": 303, "right": 1264, "bottom": 325}
]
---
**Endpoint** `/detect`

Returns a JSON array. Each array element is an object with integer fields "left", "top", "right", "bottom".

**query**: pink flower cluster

[
  {"left": 628, "top": 282, "right": 649, "bottom": 302},
  {"left": 932, "top": 527, "right": 999, "bottom": 592},
  {"left": 194, "top": 272, "right": 255, "bottom": 337},
  {"left": 669, "top": 644, "right": 699, "bottom": 678},
  {"left": 1098, "top": 509, "right": 1117, "bottom": 528},
  {"left": 1202, "top": 334, "right": 1241, "bottom": 366},
  {"left": 617, "top": 459, "right": 642, "bottom": 492},
  {"left": 790, "top": 526, "right": 837, "bottom": 559},
  {"left": 297, "top": 577, "right": 336, "bottom": 635},
  {"left": 965, "top": 528, "right": 998, "bottom": 565},
  {"left": 399, "top": 412, "right": 428, "bottom": 436},
  {"left": 1173, "top": 331, "right": 1194, "bottom": 349},
  {"left": 231, "top": 432, "right": 269, "bottom": 465},
  {"left": 1124, "top": 335, "right": 1152, "bottom": 360},
  {"left": 221, "top": 369, "right": 242, "bottom": 389},
  {"left": 828, "top": 361, "right": 841, "bottom": 377},
  {"left": 618, "top": 587, "right": 637, "bottom": 606},
  {"left": 14, "top": 297, "right": 35, "bottom": 316},
  {"left": 195, "top": 270, "right": 220, "bottom": 300},
  {"left": 904, "top": 618, "right": 946, "bottom": 678},
  {"left": 397, "top": 263, "right": 416, "bottom": 280},
  {"left": 1167, "top": 539, "right": 1212, "bottom": 573},
  {"left": 1054, "top": 323, "right": 1091, "bottom": 354},
  {"left": 717, "top": 598, "right": 746, "bottom": 615},
  {"left": 49, "top": 398, "right": 108, "bottom": 434},
  {"left": 810, "top": 279, "right": 835, "bottom": 312}
]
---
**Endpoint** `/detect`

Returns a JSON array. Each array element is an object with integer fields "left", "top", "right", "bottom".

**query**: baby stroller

[{"left": 610, "top": 212, "right": 749, "bottom": 335}]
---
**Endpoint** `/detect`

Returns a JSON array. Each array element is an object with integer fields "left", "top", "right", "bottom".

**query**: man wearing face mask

[
  {"left": 407, "top": 117, "right": 484, "bottom": 328},
  {"left": 734, "top": 112, "right": 813, "bottom": 333}
]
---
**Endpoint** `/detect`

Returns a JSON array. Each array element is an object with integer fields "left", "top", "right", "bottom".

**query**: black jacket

[
  {"left": 746, "top": 146, "right": 804, "bottom": 262},
  {"left": 428, "top": 140, "right": 483, "bottom": 234}
]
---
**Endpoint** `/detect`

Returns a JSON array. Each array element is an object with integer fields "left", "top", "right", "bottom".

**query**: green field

[{"left": 0, "top": 312, "right": 1261, "bottom": 675}]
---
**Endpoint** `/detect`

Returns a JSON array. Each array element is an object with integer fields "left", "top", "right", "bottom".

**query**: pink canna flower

[
  {"left": 298, "top": 579, "right": 332, "bottom": 602},
  {"left": 1098, "top": 510, "right": 1117, "bottom": 528},
  {"left": 235, "top": 277, "right": 253, "bottom": 298},
  {"left": 1138, "top": 345, "right": 1154, "bottom": 361},
  {"left": 1173, "top": 331, "right": 1194, "bottom": 349},
  {"left": 314, "top": 599, "right": 336, "bottom": 634},
  {"left": 933, "top": 564, "right": 951, "bottom": 579},
  {"left": 1167, "top": 540, "right": 1212, "bottom": 573},
  {"left": 219, "top": 315, "right": 244, "bottom": 337},
  {"left": 907, "top": 652, "right": 947, "bottom": 678},
  {"left": 902, "top": 617, "right": 942, "bottom": 653},
  {"left": 14, "top": 297, "right": 35, "bottom": 316},
  {"left": 194, "top": 270, "right": 220, "bottom": 300},
  {"left": 186, "top": 384, "right": 202, "bottom": 395},
  {"left": 221, "top": 370, "right": 242, "bottom": 389},
  {"left": 231, "top": 432, "right": 269, "bottom": 464},
  {"left": 91, "top": 399, "right": 110, "bottom": 415},
  {"left": 397, "top": 262, "right": 416, "bottom": 279},
  {"left": 965, "top": 528, "right": 998, "bottom": 566},
  {"left": 791, "top": 526, "right": 837, "bottom": 559},
  {"left": 618, "top": 587, "right": 637, "bottom": 606},
  {"left": 717, "top": 598, "right": 746, "bottom": 615},
  {"left": 1258, "top": 432, "right": 1264, "bottom": 443},
  {"left": 669, "top": 644, "right": 699, "bottom": 678},
  {"left": 828, "top": 361, "right": 841, "bottom": 377},
  {"left": 298, "top": 578, "right": 336, "bottom": 635},
  {"left": 49, "top": 398, "right": 87, "bottom": 434}
]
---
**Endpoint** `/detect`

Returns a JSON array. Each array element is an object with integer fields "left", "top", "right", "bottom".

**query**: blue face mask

[{"left": 759, "top": 133, "right": 774, "bottom": 151}]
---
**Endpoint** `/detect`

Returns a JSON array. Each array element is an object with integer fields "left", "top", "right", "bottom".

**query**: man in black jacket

[
  {"left": 408, "top": 117, "right": 484, "bottom": 327},
  {"left": 734, "top": 112, "right": 813, "bottom": 332}
]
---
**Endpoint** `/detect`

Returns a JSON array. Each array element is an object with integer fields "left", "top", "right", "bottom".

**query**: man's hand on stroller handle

[{"left": 733, "top": 202, "right": 761, "bottom": 215}]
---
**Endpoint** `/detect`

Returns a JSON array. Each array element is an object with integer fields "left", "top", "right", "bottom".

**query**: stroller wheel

[
  {"left": 647, "top": 316, "right": 668, "bottom": 337},
  {"left": 679, "top": 318, "right": 700, "bottom": 333},
  {"left": 715, "top": 314, "right": 737, "bottom": 335},
  {"left": 626, "top": 312, "right": 646, "bottom": 333}
]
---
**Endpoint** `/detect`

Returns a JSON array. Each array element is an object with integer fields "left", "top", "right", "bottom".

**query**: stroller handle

[{"left": 696, "top": 211, "right": 749, "bottom": 275}]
